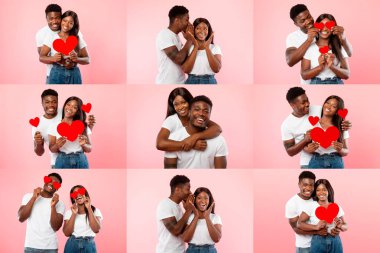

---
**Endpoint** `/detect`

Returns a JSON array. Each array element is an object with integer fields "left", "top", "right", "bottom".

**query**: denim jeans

[
  {"left": 308, "top": 153, "right": 344, "bottom": 169},
  {"left": 48, "top": 64, "right": 82, "bottom": 84},
  {"left": 24, "top": 248, "right": 58, "bottom": 253},
  {"left": 311, "top": 235, "right": 343, "bottom": 253},
  {"left": 64, "top": 236, "right": 97, "bottom": 253},
  {"left": 185, "top": 74, "right": 217, "bottom": 84},
  {"left": 186, "top": 244, "right": 217, "bottom": 253},
  {"left": 296, "top": 247, "right": 310, "bottom": 253},
  {"left": 55, "top": 152, "right": 89, "bottom": 169},
  {"left": 310, "top": 77, "right": 343, "bottom": 85}
]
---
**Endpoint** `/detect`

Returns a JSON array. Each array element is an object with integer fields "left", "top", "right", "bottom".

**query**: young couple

[
  {"left": 18, "top": 173, "right": 102, "bottom": 253},
  {"left": 281, "top": 87, "right": 351, "bottom": 169},
  {"left": 286, "top": 171, "right": 348, "bottom": 253},
  {"left": 37, "top": 4, "right": 89, "bottom": 84},
  {"left": 286, "top": 4, "right": 353, "bottom": 84},
  {"left": 156, "top": 87, "right": 228, "bottom": 168},
  {"left": 32, "top": 89, "right": 95, "bottom": 169},
  {"left": 156, "top": 6, "right": 222, "bottom": 84},
  {"left": 156, "top": 175, "right": 222, "bottom": 253}
]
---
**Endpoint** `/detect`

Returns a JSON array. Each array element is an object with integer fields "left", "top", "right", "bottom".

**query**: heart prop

[
  {"left": 319, "top": 46, "right": 329, "bottom": 54},
  {"left": 44, "top": 176, "right": 52, "bottom": 184},
  {"left": 315, "top": 203, "right": 339, "bottom": 224},
  {"left": 70, "top": 187, "right": 87, "bottom": 199},
  {"left": 314, "top": 22, "right": 324, "bottom": 30},
  {"left": 338, "top": 109, "right": 348, "bottom": 119},
  {"left": 310, "top": 126, "right": 340, "bottom": 148},
  {"left": 29, "top": 117, "right": 40, "bottom": 127},
  {"left": 308, "top": 116, "right": 319, "bottom": 126},
  {"left": 53, "top": 182, "right": 61, "bottom": 190},
  {"left": 325, "top": 21, "right": 336, "bottom": 30},
  {"left": 57, "top": 120, "right": 85, "bottom": 142},
  {"left": 53, "top": 36, "right": 78, "bottom": 55},
  {"left": 81, "top": 103, "right": 92, "bottom": 113}
]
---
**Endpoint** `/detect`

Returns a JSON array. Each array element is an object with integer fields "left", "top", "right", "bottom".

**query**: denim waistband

[
  {"left": 59, "top": 151, "right": 84, "bottom": 155},
  {"left": 313, "top": 152, "right": 340, "bottom": 157},
  {"left": 53, "top": 63, "right": 78, "bottom": 68},
  {"left": 312, "top": 77, "right": 340, "bottom": 81},
  {"left": 188, "top": 74, "right": 215, "bottom": 78},
  {"left": 188, "top": 243, "right": 215, "bottom": 248},
  {"left": 71, "top": 235, "right": 94, "bottom": 240}
]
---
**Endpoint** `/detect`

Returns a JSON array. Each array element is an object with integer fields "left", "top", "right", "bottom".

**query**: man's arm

[
  {"left": 288, "top": 216, "right": 326, "bottom": 236},
  {"left": 283, "top": 131, "right": 312, "bottom": 157},
  {"left": 34, "top": 131, "right": 45, "bottom": 156},
  {"left": 163, "top": 42, "right": 192, "bottom": 65},
  {"left": 18, "top": 189, "right": 41, "bottom": 222},
  {"left": 286, "top": 28, "right": 318, "bottom": 67},
  {"left": 50, "top": 194, "right": 64, "bottom": 232},
  {"left": 164, "top": 157, "right": 178, "bottom": 169},
  {"left": 214, "top": 156, "right": 227, "bottom": 169}
]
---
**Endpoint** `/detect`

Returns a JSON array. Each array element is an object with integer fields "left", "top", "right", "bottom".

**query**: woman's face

[
  {"left": 316, "top": 184, "right": 328, "bottom": 201},
  {"left": 323, "top": 98, "right": 339, "bottom": 116},
  {"left": 319, "top": 18, "right": 333, "bottom": 39},
  {"left": 64, "top": 100, "right": 79, "bottom": 118},
  {"left": 61, "top": 16, "right": 74, "bottom": 33},
  {"left": 72, "top": 187, "right": 86, "bottom": 205},
  {"left": 195, "top": 22, "right": 209, "bottom": 41},
  {"left": 195, "top": 191, "right": 210, "bottom": 211},
  {"left": 173, "top": 95, "right": 189, "bottom": 117}
]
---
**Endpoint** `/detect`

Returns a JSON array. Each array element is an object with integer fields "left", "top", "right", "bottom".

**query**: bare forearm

[
  {"left": 39, "top": 55, "right": 56, "bottom": 64},
  {"left": 171, "top": 210, "right": 192, "bottom": 236},
  {"left": 157, "top": 139, "right": 187, "bottom": 152},
  {"left": 81, "top": 144, "right": 92, "bottom": 153},
  {"left": 182, "top": 46, "right": 198, "bottom": 73},
  {"left": 286, "top": 40, "right": 313, "bottom": 67},
  {"left": 342, "top": 39, "right": 353, "bottom": 57},
  {"left": 205, "top": 48, "right": 221, "bottom": 73},
  {"left": 49, "top": 143, "right": 60, "bottom": 153},
  {"left": 87, "top": 209, "right": 101, "bottom": 233},
  {"left": 285, "top": 139, "right": 310, "bottom": 157},
  {"left": 50, "top": 208, "right": 63, "bottom": 231},
  {"left": 18, "top": 198, "right": 37, "bottom": 222},
  {"left": 205, "top": 217, "right": 221, "bottom": 243},
  {"left": 329, "top": 65, "right": 349, "bottom": 79},
  {"left": 63, "top": 216, "right": 76, "bottom": 236},
  {"left": 76, "top": 57, "right": 90, "bottom": 65},
  {"left": 34, "top": 142, "right": 45, "bottom": 156},
  {"left": 302, "top": 65, "right": 323, "bottom": 80},
  {"left": 182, "top": 217, "right": 199, "bottom": 242},
  {"left": 174, "top": 41, "right": 192, "bottom": 65}
]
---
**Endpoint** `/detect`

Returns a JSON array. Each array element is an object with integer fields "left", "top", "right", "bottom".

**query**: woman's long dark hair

[
  {"left": 316, "top": 14, "right": 344, "bottom": 62},
  {"left": 62, "top": 96, "right": 87, "bottom": 135},
  {"left": 312, "top": 179, "right": 335, "bottom": 203},
  {"left": 321, "top": 95, "right": 345, "bottom": 142},
  {"left": 69, "top": 185, "right": 96, "bottom": 223},
  {"left": 166, "top": 87, "right": 193, "bottom": 118},
  {"left": 194, "top": 187, "right": 215, "bottom": 213},
  {"left": 61, "top": 10, "right": 80, "bottom": 52},
  {"left": 193, "top": 18, "right": 214, "bottom": 44}
]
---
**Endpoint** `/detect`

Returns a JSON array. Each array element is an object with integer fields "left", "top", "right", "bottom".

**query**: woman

[
  {"left": 182, "top": 18, "right": 222, "bottom": 84},
  {"left": 182, "top": 187, "right": 222, "bottom": 253},
  {"left": 305, "top": 95, "right": 349, "bottom": 168},
  {"left": 49, "top": 96, "right": 92, "bottom": 168},
  {"left": 156, "top": 87, "right": 222, "bottom": 152},
  {"left": 297, "top": 179, "right": 348, "bottom": 253},
  {"left": 63, "top": 185, "right": 102, "bottom": 253},
  {"left": 301, "top": 14, "right": 349, "bottom": 84},
  {"left": 40, "top": 10, "right": 89, "bottom": 84}
]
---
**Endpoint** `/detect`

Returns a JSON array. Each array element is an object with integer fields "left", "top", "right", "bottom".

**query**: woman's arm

[
  {"left": 63, "top": 214, "right": 76, "bottom": 237},
  {"left": 181, "top": 214, "right": 199, "bottom": 243},
  {"left": 181, "top": 44, "right": 198, "bottom": 74},
  {"left": 297, "top": 211, "right": 325, "bottom": 231},
  {"left": 87, "top": 210, "right": 101, "bottom": 233},
  {"left": 39, "top": 45, "right": 61, "bottom": 64},
  {"left": 205, "top": 218, "right": 222, "bottom": 243},
  {"left": 156, "top": 128, "right": 190, "bottom": 152},
  {"left": 329, "top": 56, "right": 350, "bottom": 79},
  {"left": 332, "top": 139, "right": 348, "bottom": 157},
  {"left": 79, "top": 132, "right": 92, "bottom": 153},
  {"left": 301, "top": 56, "right": 325, "bottom": 80},
  {"left": 336, "top": 216, "right": 348, "bottom": 232},
  {"left": 70, "top": 47, "right": 90, "bottom": 65}
]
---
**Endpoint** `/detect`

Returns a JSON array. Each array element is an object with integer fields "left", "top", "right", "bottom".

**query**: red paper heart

[
  {"left": 53, "top": 182, "right": 61, "bottom": 190},
  {"left": 44, "top": 176, "right": 52, "bottom": 184},
  {"left": 315, "top": 203, "right": 339, "bottom": 224},
  {"left": 314, "top": 22, "right": 324, "bottom": 30},
  {"left": 337, "top": 109, "right": 348, "bottom": 119},
  {"left": 70, "top": 187, "right": 86, "bottom": 199},
  {"left": 325, "top": 21, "right": 336, "bottom": 30},
  {"left": 319, "top": 46, "right": 329, "bottom": 54},
  {"left": 29, "top": 117, "right": 40, "bottom": 127},
  {"left": 57, "top": 120, "right": 85, "bottom": 142},
  {"left": 308, "top": 116, "right": 319, "bottom": 126},
  {"left": 81, "top": 103, "right": 92, "bottom": 113},
  {"left": 310, "top": 126, "right": 340, "bottom": 149},
  {"left": 70, "top": 192, "right": 78, "bottom": 199},
  {"left": 78, "top": 187, "right": 86, "bottom": 195},
  {"left": 53, "top": 36, "right": 78, "bottom": 55}
]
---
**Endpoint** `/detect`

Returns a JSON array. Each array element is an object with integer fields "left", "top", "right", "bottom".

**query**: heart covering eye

[
  {"left": 44, "top": 176, "right": 52, "bottom": 184},
  {"left": 70, "top": 187, "right": 86, "bottom": 199},
  {"left": 53, "top": 182, "right": 61, "bottom": 190}
]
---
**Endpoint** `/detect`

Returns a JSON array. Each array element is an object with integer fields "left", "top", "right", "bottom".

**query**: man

[
  {"left": 156, "top": 5, "right": 195, "bottom": 84},
  {"left": 32, "top": 89, "right": 95, "bottom": 168},
  {"left": 285, "top": 4, "right": 353, "bottom": 83},
  {"left": 156, "top": 175, "right": 196, "bottom": 253},
  {"left": 164, "top": 96, "right": 228, "bottom": 168},
  {"left": 18, "top": 173, "right": 65, "bottom": 253}
]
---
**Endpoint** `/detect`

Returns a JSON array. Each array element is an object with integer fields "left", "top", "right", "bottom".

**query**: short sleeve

[
  {"left": 162, "top": 115, "right": 177, "bottom": 132},
  {"left": 21, "top": 193, "right": 33, "bottom": 205},
  {"left": 64, "top": 209, "right": 72, "bottom": 220},
  {"left": 281, "top": 120, "right": 293, "bottom": 141},
  {"left": 303, "top": 46, "right": 313, "bottom": 60},
  {"left": 215, "top": 137, "right": 228, "bottom": 157},
  {"left": 186, "top": 214, "right": 194, "bottom": 225},
  {"left": 56, "top": 201, "right": 65, "bottom": 215},
  {"left": 212, "top": 214, "right": 222, "bottom": 225},
  {"left": 78, "top": 34, "right": 87, "bottom": 49},
  {"left": 36, "top": 30, "right": 44, "bottom": 47},
  {"left": 337, "top": 205, "right": 345, "bottom": 218},
  {"left": 164, "top": 151, "right": 178, "bottom": 158},
  {"left": 43, "top": 33, "right": 54, "bottom": 48},
  {"left": 94, "top": 208, "right": 103, "bottom": 221},
  {"left": 157, "top": 31, "right": 177, "bottom": 51},
  {"left": 157, "top": 200, "right": 176, "bottom": 220},
  {"left": 211, "top": 44, "right": 222, "bottom": 55},
  {"left": 285, "top": 198, "right": 297, "bottom": 218},
  {"left": 286, "top": 33, "right": 297, "bottom": 48},
  {"left": 343, "top": 131, "right": 349, "bottom": 140},
  {"left": 341, "top": 47, "right": 348, "bottom": 58}
]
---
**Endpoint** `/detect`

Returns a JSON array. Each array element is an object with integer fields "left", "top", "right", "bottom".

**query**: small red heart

[
  {"left": 57, "top": 120, "right": 85, "bottom": 142},
  {"left": 53, "top": 182, "right": 61, "bottom": 190},
  {"left": 53, "top": 36, "right": 78, "bottom": 55},
  {"left": 315, "top": 203, "right": 339, "bottom": 224},
  {"left": 81, "top": 103, "right": 92, "bottom": 113},
  {"left": 314, "top": 22, "right": 324, "bottom": 30},
  {"left": 325, "top": 21, "right": 336, "bottom": 30},
  {"left": 319, "top": 46, "right": 330, "bottom": 54},
  {"left": 29, "top": 117, "right": 40, "bottom": 127},
  {"left": 308, "top": 116, "right": 319, "bottom": 126},
  {"left": 337, "top": 109, "right": 348, "bottom": 119},
  {"left": 44, "top": 176, "right": 52, "bottom": 184},
  {"left": 310, "top": 126, "right": 340, "bottom": 149},
  {"left": 78, "top": 187, "right": 86, "bottom": 195},
  {"left": 70, "top": 192, "right": 78, "bottom": 199}
]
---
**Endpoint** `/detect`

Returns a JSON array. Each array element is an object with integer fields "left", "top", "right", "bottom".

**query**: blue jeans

[
  {"left": 55, "top": 152, "right": 89, "bottom": 169},
  {"left": 308, "top": 153, "right": 344, "bottom": 169},
  {"left": 24, "top": 248, "right": 57, "bottom": 253},
  {"left": 311, "top": 235, "right": 343, "bottom": 253},
  {"left": 186, "top": 244, "right": 217, "bottom": 253},
  {"left": 48, "top": 64, "right": 82, "bottom": 84},
  {"left": 64, "top": 236, "right": 97, "bottom": 253},
  {"left": 185, "top": 74, "right": 217, "bottom": 84},
  {"left": 296, "top": 247, "right": 310, "bottom": 253},
  {"left": 310, "top": 77, "right": 343, "bottom": 85}
]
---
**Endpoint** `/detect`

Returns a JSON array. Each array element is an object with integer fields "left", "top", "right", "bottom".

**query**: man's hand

[
  {"left": 53, "top": 53, "right": 62, "bottom": 62},
  {"left": 341, "top": 120, "right": 351, "bottom": 131},
  {"left": 69, "top": 51, "right": 78, "bottom": 62},
  {"left": 315, "top": 220, "right": 327, "bottom": 230},
  {"left": 332, "top": 141, "right": 343, "bottom": 152},
  {"left": 88, "top": 115, "right": 96, "bottom": 130},
  {"left": 33, "top": 187, "right": 42, "bottom": 199},
  {"left": 183, "top": 194, "right": 195, "bottom": 212},
  {"left": 307, "top": 28, "right": 319, "bottom": 42},
  {"left": 304, "top": 142, "right": 319, "bottom": 153},
  {"left": 332, "top": 25, "right": 346, "bottom": 43},
  {"left": 316, "top": 227, "right": 328, "bottom": 236},
  {"left": 51, "top": 193, "right": 59, "bottom": 207},
  {"left": 34, "top": 131, "right": 44, "bottom": 145}
]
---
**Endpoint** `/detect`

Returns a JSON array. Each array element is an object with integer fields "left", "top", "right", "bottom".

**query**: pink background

[
  {"left": 0, "top": 169, "right": 126, "bottom": 252},
  {"left": 254, "top": 0, "right": 380, "bottom": 84},
  {"left": 0, "top": 0, "right": 126, "bottom": 84},
  {"left": 127, "top": 170, "right": 253, "bottom": 253},
  {"left": 254, "top": 169, "right": 380, "bottom": 252},
  {"left": 126, "top": 0, "right": 253, "bottom": 85},
  {"left": 126, "top": 85, "right": 255, "bottom": 168},
  {"left": 251, "top": 85, "right": 380, "bottom": 168},
  {"left": 0, "top": 85, "right": 126, "bottom": 169}
]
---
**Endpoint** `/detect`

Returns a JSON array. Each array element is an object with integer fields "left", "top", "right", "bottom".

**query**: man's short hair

[
  {"left": 190, "top": 95, "right": 213, "bottom": 109},
  {"left": 298, "top": 171, "right": 316, "bottom": 183},
  {"left": 286, "top": 87, "right": 305, "bottom": 103},
  {"left": 45, "top": 4, "right": 62, "bottom": 16},
  {"left": 41, "top": 89, "right": 58, "bottom": 100},
  {"left": 170, "top": 175, "right": 190, "bottom": 194},
  {"left": 168, "top": 5, "right": 189, "bottom": 24},
  {"left": 290, "top": 4, "right": 308, "bottom": 21},
  {"left": 48, "top": 172, "right": 62, "bottom": 184}
]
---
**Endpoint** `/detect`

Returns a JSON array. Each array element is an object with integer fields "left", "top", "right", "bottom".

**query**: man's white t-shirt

[
  {"left": 156, "top": 28, "right": 186, "bottom": 84},
  {"left": 156, "top": 198, "right": 185, "bottom": 253},
  {"left": 48, "top": 124, "right": 91, "bottom": 154},
  {"left": 188, "top": 44, "right": 222, "bottom": 75},
  {"left": 162, "top": 114, "right": 183, "bottom": 133},
  {"left": 313, "top": 122, "right": 349, "bottom": 155},
  {"left": 165, "top": 127, "right": 228, "bottom": 168},
  {"left": 285, "top": 194, "right": 315, "bottom": 248},
  {"left": 64, "top": 208, "right": 103, "bottom": 237},
  {"left": 186, "top": 213, "right": 222, "bottom": 245},
  {"left": 21, "top": 193, "right": 65, "bottom": 249},
  {"left": 281, "top": 105, "right": 322, "bottom": 166}
]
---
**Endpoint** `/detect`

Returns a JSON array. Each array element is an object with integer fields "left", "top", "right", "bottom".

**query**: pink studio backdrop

[
  {"left": 127, "top": 170, "right": 254, "bottom": 253},
  {"left": 254, "top": 169, "right": 380, "bottom": 252},
  {"left": 0, "top": 169, "right": 126, "bottom": 253},
  {"left": 254, "top": 0, "right": 380, "bottom": 84},
  {"left": 126, "top": 85, "right": 255, "bottom": 168},
  {"left": 0, "top": 85, "right": 126, "bottom": 169},
  {"left": 251, "top": 85, "right": 380, "bottom": 168},
  {"left": 126, "top": 0, "right": 253, "bottom": 85},
  {"left": 0, "top": 0, "right": 126, "bottom": 84}
]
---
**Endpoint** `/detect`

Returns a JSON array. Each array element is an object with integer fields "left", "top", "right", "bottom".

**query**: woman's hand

[
  {"left": 71, "top": 203, "right": 78, "bottom": 214},
  {"left": 332, "top": 25, "right": 346, "bottom": 44},
  {"left": 334, "top": 217, "right": 343, "bottom": 229},
  {"left": 53, "top": 53, "right": 62, "bottom": 62},
  {"left": 193, "top": 140, "right": 207, "bottom": 151},
  {"left": 69, "top": 51, "right": 78, "bottom": 62},
  {"left": 326, "top": 53, "right": 335, "bottom": 68},
  {"left": 332, "top": 141, "right": 343, "bottom": 152},
  {"left": 318, "top": 54, "right": 326, "bottom": 67},
  {"left": 304, "top": 142, "right": 319, "bottom": 154},
  {"left": 56, "top": 137, "right": 67, "bottom": 149},
  {"left": 315, "top": 220, "right": 327, "bottom": 230},
  {"left": 182, "top": 135, "right": 199, "bottom": 151},
  {"left": 78, "top": 135, "right": 88, "bottom": 146},
  {"left": 84, "top": 196, "right": 91, "bottom": 210},
  {"left": 204, "top": 202, "right": 215, "bottom": 218}
]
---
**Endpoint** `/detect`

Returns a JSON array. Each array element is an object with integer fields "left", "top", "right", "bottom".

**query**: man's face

[
  {"left": 43, "top": 175, "right": 60, "bottom": 194},
  {"left": 177, "top": 13, "right": 190, "bottom": 32},
  {"left": 290, "top": 94, "right": 310, "bottom": 116},
  {"left": 42, "top": 95, "right": 58, "bottom": 117},
  {"left": 189, "top": 101, "right": 211, "bottom": 129},
  {"left": 46, "top": 12, "right": 61, "bottom": 31},
  {"left": 294, "top": 10, "right": 314, "bottom": 33},
  {"left": 178, "top": 182, "right": 191, "bottom": 201},
  {"left": 298, "top": 178, "right": 314, "bottom": 199}
]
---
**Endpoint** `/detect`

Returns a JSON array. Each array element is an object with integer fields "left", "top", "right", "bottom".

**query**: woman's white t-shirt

[
  {"left": 64, "top": 208, "right": 103, "bottom": 237},
  {"left": 188, "top": 44, "right": 222, "bottom": 75},
  {"left": 186, "top": 213, "right": 222, "bottom": 245},
  {"left": 161, "top": 114, "right": 183, "bottom": 133},
  {"left": 303, "top": 202, "right": 344, "bottom": 234}
]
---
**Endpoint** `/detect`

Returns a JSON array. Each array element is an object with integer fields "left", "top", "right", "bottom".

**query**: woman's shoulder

[
  {"left": 211, "top": 213, "right": 222, "bottom": 224},
  {"left": 210, "top": 44, "right": 222, "bottom": 54}
]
